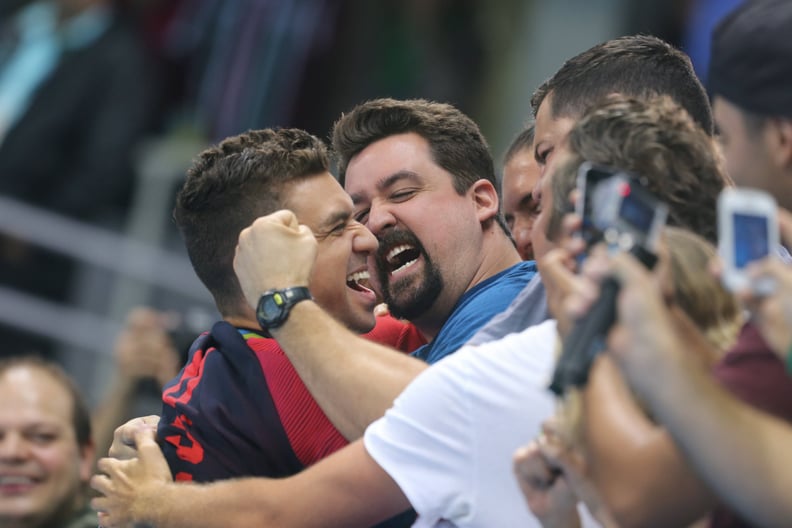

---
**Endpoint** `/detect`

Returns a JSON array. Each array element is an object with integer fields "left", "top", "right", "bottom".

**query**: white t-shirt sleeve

[
  {"left": 365, "top": 345, "right": 477, "bottom": 525},
  {"left": 364, "top": 320, "right": 560, "bottom": 527}
]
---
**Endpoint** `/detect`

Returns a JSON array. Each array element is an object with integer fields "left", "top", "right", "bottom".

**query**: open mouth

[
  {"left": 385, "top": 244, "right": 420, "bottom": 275},
  {"left": 0, "top": 476, "right": 36, "bottom": 484},
  {"left": 0, "top": 475, "right": 38, "bottom": 493},
  {"left": 346, "top": 270, "right": 373, "bottom": 292}
]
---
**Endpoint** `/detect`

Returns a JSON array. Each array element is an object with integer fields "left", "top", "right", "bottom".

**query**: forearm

[
  {"left": 272, "top": 301, "right": 427, "bottom": 440},
  {"left": 582, "top": 358, "right": 714, "bottom": 527},
  {"left": 130, "top": 479, "right": 274, "bottom": 527},
  {"left": 640, "top": 350, "right": 792, "bottom": 527}
]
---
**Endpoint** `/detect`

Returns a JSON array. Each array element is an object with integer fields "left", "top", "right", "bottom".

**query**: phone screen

[
  {"left": 619, "top": 190, "right": 656, "bottom": 234},
  {"left": 733, "top": 212, "right": 770, "bottom": 268},
  {"left": 580, "top": 167, "right": 614, "bottom": 245}
]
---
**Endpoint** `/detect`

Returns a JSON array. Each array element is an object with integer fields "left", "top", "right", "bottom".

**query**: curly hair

[{"left": 548, "top": 95, "right": 729, "bottom": 244}]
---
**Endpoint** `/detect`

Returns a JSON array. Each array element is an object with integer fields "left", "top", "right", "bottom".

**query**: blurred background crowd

[{"left": 0, "top": 0, "right": 741, "bottom": 408}]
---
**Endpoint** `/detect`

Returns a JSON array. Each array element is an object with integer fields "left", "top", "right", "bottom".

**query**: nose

[
  {"left": 0, "top": 433, "right": 29, "bottom": 461},
  {"left": 512, "top": 216, "right": 535, "bottom": 261},
  {"left": 531, "top": 177, "right": 543, "bottom": 204},
  {"left": 365, "top": 201, "right": 397, "bottom": 236},
  {"left": 352, "top": 222, "right": 378, "bottom": 255}
]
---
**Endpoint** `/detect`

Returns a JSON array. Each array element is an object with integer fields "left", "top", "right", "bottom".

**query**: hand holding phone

[{"left": 718, "top": 188, "right": 779, "bottom": 295}]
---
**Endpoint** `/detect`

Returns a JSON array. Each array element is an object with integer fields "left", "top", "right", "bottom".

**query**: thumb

[
  {"left": 134, "top": 428, "right": 160, "bottom": 462},
  {"left": 272, "top": 209, "right": 299, "bottom": 229}
]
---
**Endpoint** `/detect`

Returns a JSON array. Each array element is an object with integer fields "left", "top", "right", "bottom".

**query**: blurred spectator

[
  {"left": 91, "top": 307, "right": 181, "bottom": 464},
  {"left": 501, "top": 124, "right": 540, "bottom": 261},
  {"left": 0, "top": 0, "right": 162, "bottom": 357},
  {"left": 0, "top": 356, "right": 97, "bottom": 527}
]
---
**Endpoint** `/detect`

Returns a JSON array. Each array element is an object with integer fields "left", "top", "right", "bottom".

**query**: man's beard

[{"left": 375, "top": 228, "right": 444, "bottom": 321}]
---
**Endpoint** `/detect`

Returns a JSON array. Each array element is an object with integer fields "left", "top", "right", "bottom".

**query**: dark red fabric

[
  {"left": 709, "top": 322, "right": 792, "bottom": 528},
  {"left": 159, "top": 314, "right": 426, "bottom": 481}
]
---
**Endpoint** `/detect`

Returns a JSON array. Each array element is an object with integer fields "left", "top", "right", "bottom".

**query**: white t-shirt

[{"left": 364, "top": 320, "right": 559, "bottom": 527}]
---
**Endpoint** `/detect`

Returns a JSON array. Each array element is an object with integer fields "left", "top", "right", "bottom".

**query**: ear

[
  {"left": 766, "top": 117, "right": 792, "bottom": 169},
  {"left": 468, "top": 179, "right": 500, "bottom": 224},
  {"left": 78, "top": 441, "right": 96, "bottom": 483}
]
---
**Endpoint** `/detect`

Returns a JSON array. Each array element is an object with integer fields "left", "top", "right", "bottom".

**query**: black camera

[
  {"left": 579, "top": 164, "right": 668, "bottom": 255},
  {"left": 549, "top": 165, "right": 668, "bottom": 396}
]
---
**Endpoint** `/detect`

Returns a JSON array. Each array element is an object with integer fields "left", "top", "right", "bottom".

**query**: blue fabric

[
  {"left": 466, "top": 273, "right": 549, "bottom": 346},
  {"left": 411, "top": 260, "right": 537, "bottom": 364}
]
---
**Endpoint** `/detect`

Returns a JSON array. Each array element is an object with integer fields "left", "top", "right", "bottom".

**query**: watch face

[
  {"left": 256, "top": 287, "right": 311, "bottom": 329},
  {"left": 259, "top": 293, "right": 285, "bottom": 324}
]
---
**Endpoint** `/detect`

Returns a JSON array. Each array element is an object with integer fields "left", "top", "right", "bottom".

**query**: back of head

[
  {"left": 664, "top": 228, "right": 742, "bottom": 352},
  {"left": 332, "top": 98, "right": 497, "bottom": 195},
  {"left": 708, "top": 0, "right": 792, "bottom": 118},
  {"left": 549, "top": 95, "right": 728, "bottom": 243},
  {"left": 503, "top": 124, "right": 536, "bottom": 166},
  {"left": 532, "top": 35, "right": 714, "bottom": 135},
  {"left": 174, "top": 128, "right": 329, "bottom": 316}
]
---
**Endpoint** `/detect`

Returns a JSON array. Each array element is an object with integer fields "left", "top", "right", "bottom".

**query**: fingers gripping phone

[{"left": 718, "top": 188, "right": 779, "bottom": 295}]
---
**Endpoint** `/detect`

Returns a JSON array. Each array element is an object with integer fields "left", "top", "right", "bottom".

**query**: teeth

[
  {"left": 0, "top": 476, "right": 35, "bottom": 485},
  {"left": 386, "top": 245, "right": 412, "bottom": 263},
  {"left": 391, "top": 258, "right": 418, "bottom": 274},
  {"left": 346, "top": 270, "right": 370, "bottom": 284}
]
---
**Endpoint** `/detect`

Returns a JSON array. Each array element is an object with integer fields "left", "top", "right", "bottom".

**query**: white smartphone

[{"left": 718, "top": 187, "right": 779, "bottom": 294}]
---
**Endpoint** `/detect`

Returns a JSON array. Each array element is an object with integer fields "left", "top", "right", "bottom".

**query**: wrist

[{"left": 256, "top": 286, "right": 313, "bottom": 331}]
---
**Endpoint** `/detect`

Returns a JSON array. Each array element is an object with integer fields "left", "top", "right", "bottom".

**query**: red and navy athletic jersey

[{"left": 158, "top": 315, "right": 425, "bottom": 482}]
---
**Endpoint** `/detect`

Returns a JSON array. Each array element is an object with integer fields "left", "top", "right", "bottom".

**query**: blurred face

[
  {"left": 531, "top": 144, "right": 572, "bottom": 263},
  {"left": 531, "top": 93, "right": 577, "bottom": 261},
  {"left": 345, "top": 132, "right": 488, "bottom": 326},
  {"left": 503, "top": 148, "right": 541, "bottom": 260},
  {"left": 713, "top": 96, "right": 780, "bottom": 199},
  {"left": 284, "top": 173, "right": 379, "bottom": 334},
  {"left": 0, "top": 366, "right": 92, "bottom": 527},
  {"left": 533, "top": 93, "right": 576, "bottom": 180}
]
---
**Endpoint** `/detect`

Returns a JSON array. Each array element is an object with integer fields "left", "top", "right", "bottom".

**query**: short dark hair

[
  {"left": 174, "top": 129, "right": 329, "bottom": 315},
  {"left": 532, "top": 35, "right": 714, "bottom": 136},
  {"left": 708, "top": 0, "right": 792, "bottom": 118},
  {"left": 331, "top": 98, "right": 508, "bottom": 232},
  {"left": 333, "top": 98, "right": 496, "bottom": 191},
  {"left": 503, "top": 123, "right": 536, "bottom": 165},
  {"left": 0, "top": 356, "right": 92, "bottom": 447},
  {"left": 548, "top": 95, "right": 727, "bottom": 243}
]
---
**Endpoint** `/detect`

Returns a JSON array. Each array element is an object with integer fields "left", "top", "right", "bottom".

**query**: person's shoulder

[
  {"left": 63, "top": 507, "right": 99, "bottom": 528},
  {"left": 363, "top": 314, "right": 427, "bottom": 353},
  {"left": 506, "top": 259, "right": 538, "bottom": 277},
  {"left": 483, "top": 260, "right": 538, "bottom": 290}
]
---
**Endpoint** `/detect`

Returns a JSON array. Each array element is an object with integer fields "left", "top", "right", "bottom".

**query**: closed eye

[
  {"left": 535, "top": 146, "right": 552, "bottom": 166},
  {"left": 390, "top": 189, "right": 417, "bottom": 202},
  {"left": 354, "top": 208, "right": 369, "bottom": 224}
]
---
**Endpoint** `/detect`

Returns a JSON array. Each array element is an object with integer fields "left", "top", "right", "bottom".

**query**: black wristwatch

[{"left": 256, "top": 286, "right": 313, "bottom": 330}]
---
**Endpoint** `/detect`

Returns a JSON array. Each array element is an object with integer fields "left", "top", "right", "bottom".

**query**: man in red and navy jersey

[{"left": 158, "top": 129, "right": 424, "bottom": 484}]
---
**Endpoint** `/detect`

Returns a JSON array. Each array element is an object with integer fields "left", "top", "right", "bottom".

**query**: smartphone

[
  {"left": 575, "top": 162, "right": 618, "bottom": 248},
  {"left": 718, "top": 187, "right": 779, "bottom": 294}
]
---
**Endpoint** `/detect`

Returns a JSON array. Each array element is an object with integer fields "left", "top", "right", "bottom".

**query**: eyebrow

[
  {"left": 317, "top": 209, "right": 352, "bottom": 231},
  {"left": 350, "top": 170, "right": 421, "bottom": 205}
]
